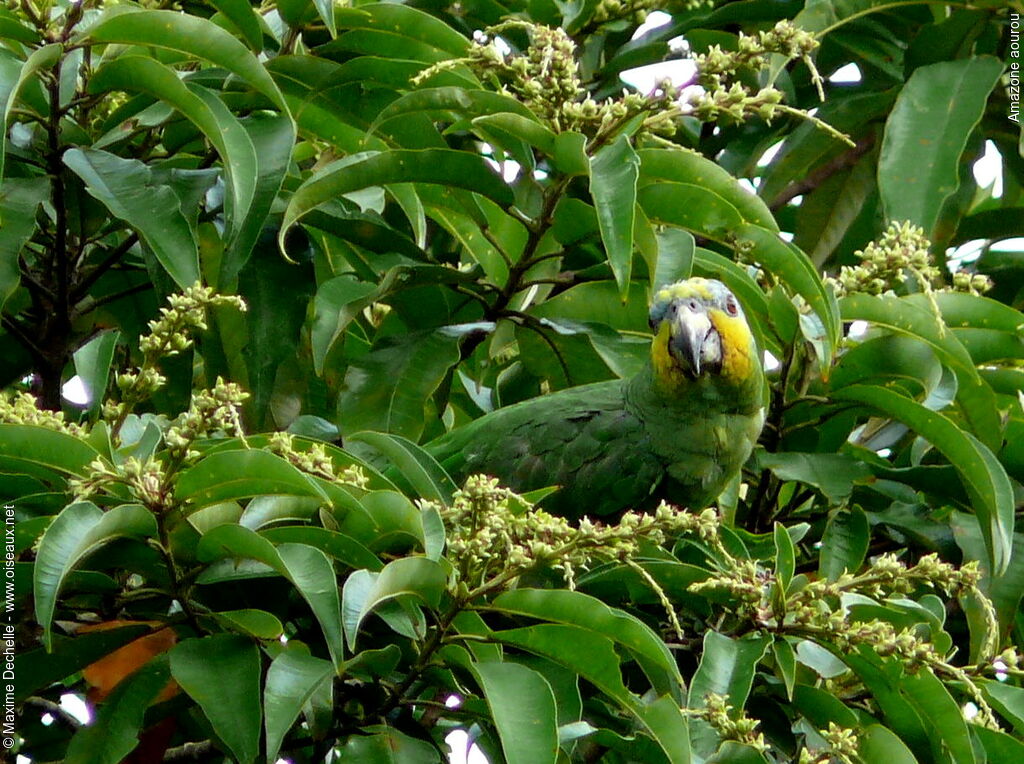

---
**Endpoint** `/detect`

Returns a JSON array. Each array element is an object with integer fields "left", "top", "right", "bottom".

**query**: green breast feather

[{"left": 426, "top": 278, "right": 766, "bottom": 518}]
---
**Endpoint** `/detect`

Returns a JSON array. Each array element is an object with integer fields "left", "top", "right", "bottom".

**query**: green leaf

[
  {"left": 220, "top": 113, "right": 296, "bottom": 286},
  {"left": 0, "top": 177, "right": 49, "bottom": 310},
  {"left": 840, "top": 292, "right": 1000, "bottom": 450},
  {"left": 689, "top": 632, "right": 770, "bottom": 710},
  {"left": 650, "top": 228, "right": 695, "bottom": 294},
  {"left": 72, "top": 330, "right": 119, "bottom": 419},
  {"left": 878, "top": 57, "right": 1003, "bottom": 238},
  {"left": 371, "top": 87, "right": 539, "bottom": 134},
  {"left": 34, "top": 502, "right": 157, "bottom": 650},
  {"left": 0, "top": 43, "right": 60, "bottom": 186},
  {"left": 64, "top": 654, "right": 172, "bottom": 764},
  {"left": 819, "top": 507, "right": 870, "bottom": 581},
  {"left": 264, "top": 650, "right": 335, "bottom": 762},
  {"left": 0, "top": 423, "right": 99, "bottom": 480},
  {"left": 208, "top": 0, "right": 264, "bottom": 51},
  {"left": 213, "top": 609, "right": 284, "bottom": 639},
  {"left": 310, "top": 274, "right": 377, "bottom": 375},
  {"left": 170, "top": 635, "right": 262, "bottom": 764},
  {"left": 638, "top": 148, "right": 778, "bottom": 232},
  {"left": 87, "top": 59, "right": 259, "bottom": 250},
  {"left": 490, "top": 624, "right": 689, "bottom": 763},
  {"left": 858, "top": 725, "right": 920, "bottom": 764},
  {"left": 833, "top": 385, "right": 1013, "bottom": 573},
  {"left": 176, "top": 450, "right": 327, "bottom": 508},
  {"left": 973, "top": 727, "right": 1024, "bottom": 761},
  {"left": 333, "top": 4, "right": 470, "bottom": 58},
  {"left": 336, "top": 725, "right": 443, "bottom": 762},
  {"left": 261, "top": 527, "right": 383, "bottom": 572},
  {"left": 471, "top": 661, "right": 559, "bottom": 764},
  {"left": 281, "top": 150, "right": 513, "bottom": 254},
  {"left": 773, "top": 522, "right": 795, "bottom": 593},
  {"left": 64, "top": 148, "right": 199, "bottom": 288},
  {"left": 900, "top": 668, "right": 976, "bottom": 764},
  {"left": 589, "top": 135, "right": 639, "bottom": 298},
  {"left": 196, "top": 526, "right": 344, "bottom": 668},
  {"left": 347, "top": 431, "right": 455, "bottom": 504},
  {"left": 85, "top": 9, "right": 287, "bottom": 111},
  {"left": 341, "top": 556, "right": 446, "bottom": 650},
  {"left": 336, "top": 327, "right": 465, "bottom": 441},
  {"left": 756, "top": 451, "right": 872, "bottom": 506},
  {"left": 491, "top": 588, "right": 683, "bottom": 697}
]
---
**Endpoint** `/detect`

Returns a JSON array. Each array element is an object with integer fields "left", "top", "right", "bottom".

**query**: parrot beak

[{"left": 668, "top": 304, "right": 722, "bottom": 378}]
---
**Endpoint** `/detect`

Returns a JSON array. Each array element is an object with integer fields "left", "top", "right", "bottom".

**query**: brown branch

[
  {"left": 72, "top": 232, "right": 140, "bottom": 300},
  {"left": 768, "top": 132, "right": 876, "bottom": 212}
]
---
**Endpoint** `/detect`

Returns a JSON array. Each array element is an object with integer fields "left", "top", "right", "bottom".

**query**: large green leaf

[
  {"left": 0, "top": 177, "right": 49, "bottom": 311},
  {"left": 196, "top": 526, "right": 345, "bottom": 668},
  {"left": 589, "top": 135, "right": 640, "bottom": 298},
  {"left": 878, "top": 57, "right": 1003, "bottom": 238},
  {"left": 688, "top": 632, "right": 770, "bottom": 710},
  {"left": 34, "top": 502, "right": 157, "bottom": 650},
  {"left": 64, "top": 149, "right": 199, "bottom": 288},
  {"left": 207, "top": 0, "right": 264, "bottom": 51},
  {"left": 346, "top": 431, "right": 455, "bottom": 504},
  {"left": 471, "top": 661, "right": 559, "bottom": 764},
  {"left": 0, "top": 423, "right": 99, "bottom": 479},
  {"left": 280, "top": 150, "right": 513, "bottom": 253},
  {"left": 492, "top": 624, "right": 689, "bottom": 763},
  {"left": 176, "top": 449, "right": 327, "bottom": 508},
  {"left": 491, "top": 588, "right": 683, "bottom": 698},
  {"left": 332, "top": 3, "right": 470, "bottom": 59},
  {"left": 170, "top": 635, "right": 262, "bottom": 764},
  {"left": 370, "top": 87, "right": 539, "bottom": 133},
  {"left": 341, "top": 556, "right": 446, "bottom": 650},
  {"left": 72, "top": 330, "right": 119, "bottom": 419},
  {"left": 1, "top": 43, "right": 59, "bottom": 187},
  {"left": 264, "top": 650, "right": 335, "bottom": 762},
  {"left": 85, "top": 9, "right": 287, "bottom": 111},
  {"left": 833, "top": 385, "right": 1013, "bottom": 573},
  {"left": 88, "top": 59, "right": 258, "bottom": 248},
  {"left": 840, "top": 293, "right": 1001, "bottom": 450},
  {"left": 638, "top": 149, "right": 777, "bottom": 232},
  {"left": 336, "top": 326, "right": 467, "bottom": 441}
]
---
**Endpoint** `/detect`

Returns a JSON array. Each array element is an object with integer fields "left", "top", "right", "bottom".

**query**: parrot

[{"left": 426, "top": 278, "right": 766, "bottom": 518}]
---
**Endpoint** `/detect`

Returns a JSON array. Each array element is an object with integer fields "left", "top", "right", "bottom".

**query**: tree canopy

[{"left": 2, "top": 0, "right": 1023, "bottom": 762}]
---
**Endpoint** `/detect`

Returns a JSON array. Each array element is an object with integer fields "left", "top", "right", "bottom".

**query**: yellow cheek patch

[
  {"left": 654, "top": 278, "right": 713, "bottom": 305},
  {"left": 651, "top": 320, "right": 679, "bottom": 384},
  {"left": 709, "top": 309, "right": 755, "bottom": 383}
]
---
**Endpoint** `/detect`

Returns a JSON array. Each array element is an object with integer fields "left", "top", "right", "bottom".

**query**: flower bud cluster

[
  {"left": 951, "top": 270, "right": 994, "bottom": 296},
  {"left": 688, "top": 693, "right": 768, "bottom": 753},
  {"left": 105, "top": 283, "right": 246, "bottom": 423},
  {"left": 696, "top": 21, "right": 819, "bottom": 90},
  {"left": 687, "top": 21, "right": 824, "bottom": 129},
  {"left": 70, "top": 456, "right": 171, "bottom": 512},
  {"left": 164, "top": 378, "right": 249, "bottom": 461},
  {"left": 0, "top": 391, "right": 85, "bottom": 435},
  {"left": 267, "top": 432, "right": 370, "bottom": 488},
  {"left": 438, "top": 476, "right": 695, "bottom": 590},
  {"left": 592, "top": 0, "right": 712, "bottom": 26},
  {"left": 415, "top": 23, "right": 685, "bottom": 138},
  {"left": 831, "top": 221, "right": 939, "bottom": 297},
  {"left": 138, "top": 283, "right": 246, "bottom": 361},
  {"left": 798, "top": 722, "right": 859, "bottom": 764}
]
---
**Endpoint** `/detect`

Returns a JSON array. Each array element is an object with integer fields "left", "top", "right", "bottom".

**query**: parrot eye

[
  {"left": 725, "top": 297, "right": 739, "bottom": 316},
  {"left": 687, "top": 299, "right": 700, "bottom": 312}
]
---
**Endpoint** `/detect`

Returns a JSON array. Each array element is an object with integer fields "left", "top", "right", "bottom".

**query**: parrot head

[{"left": 648, "top": 278, "right": 758, "bottom": 388}]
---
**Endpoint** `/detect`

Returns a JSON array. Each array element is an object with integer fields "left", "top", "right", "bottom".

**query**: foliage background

[{"left": 2, "top": 0, "right": 1023, "bottom": 761}]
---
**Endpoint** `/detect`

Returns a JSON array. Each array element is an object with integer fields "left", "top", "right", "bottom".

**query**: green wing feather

[{"left": 427, "top": 380, "right": 665, "bottom": 517}]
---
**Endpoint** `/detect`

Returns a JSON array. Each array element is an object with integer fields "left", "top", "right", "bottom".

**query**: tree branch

[{"left": 768, "top": 132, "right": 876, "bottom": 212}]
